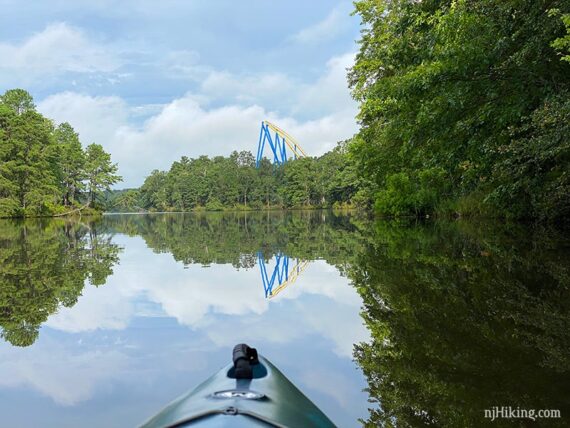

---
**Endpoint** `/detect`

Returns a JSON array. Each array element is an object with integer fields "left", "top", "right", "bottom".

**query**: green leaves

[
  {"left": 55, "top": 122, "right": 86, "bottom": 205},
  {"left": 551, "top": 11, "right": 570, "bottom": 62},
  {"left": 0, "top": 89, "right": 36, "bottom": 115},
  {"left": 350, "top": 0, "right": 570, "bottom": 221},
  {"left": 0, "top": 89, "right": 122, "bottom": 217},
  {"left": 374, "top": 167, "right": 448, "bottom": 216},
  {"left": 136, "top": 142, "right": 365, "bottom": 212},
  {"left": 85, "top": 143, "right": 122, "bottom": 207},
  {"left": 489, "top": 93, "right": 570, "bottom": 220}
]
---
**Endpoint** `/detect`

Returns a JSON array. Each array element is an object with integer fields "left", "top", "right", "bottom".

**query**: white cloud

[
  {"left": 295, "top": 52, "right": 355, "bottom": 116},
  {"left": 130, "top": 103, "right": 168, "bottom": 118},
  {"left": 163, "top": 49, "right": 206, "bottom": 79},
  {"left": 201, "top": 71, "right": 296, "bottom": 106},
  {"left": 38, "top": 100, "right": 356, "bottom": 188},
  {"left": 0, "top": 340, "right": 128, "bottom": 406},
  {"left": 47, "top": 282, "right": 133, "bottom": 333},
  {"left": 291, "top": 7, "right": 349, "bottom": 45},
  {"left": 38, "top": 93, "right": 263, "bottom": 186},
  {"left": 37, "top": 51, "right": 357, "bottom": 188},
  {"left": 0, "top": 23, "right": 119, "bottom": 75},
  {"left": 46, "top": 236, "right": 369, "bottom": 359},
  {"left": 39, "top": 92, "right": 128, "bottom": 147},
  {"left": 199, "top": 51, "right": 356, "bottom": 119},
  {"left": 118, "top": 101, "right": 267, "bottom": 185},
  {"left": 301, "top": 368, "right": 358, "bottom": 408},
  {"left": 271, "top": 110, "right": 357, "bottom": 156}
]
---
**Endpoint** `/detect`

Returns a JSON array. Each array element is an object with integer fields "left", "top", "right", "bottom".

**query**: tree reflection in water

[
  {"left": 0, "top": 218, "right": 121, "bottom": 347},
  {"left": 0, "top": 211, "right": 363, "bottom": 346},
  {"left": 2, "top": 212, "right": 567, "bottom": 427},
  {"left": 352, "top": 221, "right": 570, "bottom": 427}
]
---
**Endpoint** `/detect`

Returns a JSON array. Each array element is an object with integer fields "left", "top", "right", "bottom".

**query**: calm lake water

[{"left": 0, "top": 212, "right": 568, "bottom": 427}]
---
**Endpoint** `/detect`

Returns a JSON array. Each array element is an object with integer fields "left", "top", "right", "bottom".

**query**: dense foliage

[
  {"left": 350, "top": 0, "right": 570, "bottom": 221},
  {"left": 116, "top": 143, "right": 366, "bottom": 212},
  {"left": 0, "top": 89, "right": 121, "bottom": 217},
  {"left": 351, "top": 220, "right": 570, "bottom": 427}
]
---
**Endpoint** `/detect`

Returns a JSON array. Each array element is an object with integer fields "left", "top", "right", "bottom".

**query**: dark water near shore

[{"left": 0, "top": 212, "right": 568, "bottom": 427}]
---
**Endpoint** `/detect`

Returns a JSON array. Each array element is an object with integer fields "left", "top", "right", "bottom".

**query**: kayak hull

[{"left": 139, "top": 356, "right": 336, "bottom": 428}]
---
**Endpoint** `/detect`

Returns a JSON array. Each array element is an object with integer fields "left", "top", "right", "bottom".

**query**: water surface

[
  {"left": 0, "top": 213, "right": 569, "bottom": 427},
  {"left": 0, "top": 212, "right": 369, "bottom": 428}
]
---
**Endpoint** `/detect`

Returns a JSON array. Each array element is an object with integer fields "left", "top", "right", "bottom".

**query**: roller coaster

[
  {"left": 256, "top": 121, "right": 308, "bottom": 167},
  {"left": 258, "top": 251, "right": 309, "bottom": 299},
  {"left": 255, "top": 121, "right": 310, "bottom": 297}
]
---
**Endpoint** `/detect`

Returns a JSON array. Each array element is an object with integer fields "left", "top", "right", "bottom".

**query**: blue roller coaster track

[
  {"left": 256, "top": 121, "right": 307, "bottom": 167},
  {"left": 258, "top": 251, "right": 309, "bottom": 299}
]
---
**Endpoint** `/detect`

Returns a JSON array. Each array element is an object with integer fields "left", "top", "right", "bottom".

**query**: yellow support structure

[
  {"left": 268, "top": 260, "right": 310, "bottom": 299},
  {"left": 263, "top": 120, "right": 308, "bottom": 160}
]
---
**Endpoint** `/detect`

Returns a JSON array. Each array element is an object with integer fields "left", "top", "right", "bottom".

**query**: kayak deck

[{"left": 140, "top": 353, "right": 336, "bottom": 428}]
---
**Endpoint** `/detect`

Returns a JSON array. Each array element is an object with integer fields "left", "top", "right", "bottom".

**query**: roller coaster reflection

[{"left": 257, "top": 251, "right": 309, "bottom": 299}]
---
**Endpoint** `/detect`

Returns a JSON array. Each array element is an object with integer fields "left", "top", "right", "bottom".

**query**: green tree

[
  {"left": 282, "top": 157, "right": 316, "bottom": 206},
  {"left": 0, "top": 89, "right": 36, "bottom": 115},
  {"left": 256, "top": 158, "right": 279, "bottom": 208},
  {"left": 84, "top": 143, "right": 122, "bottom": 206},
  {"left": 1, "top": 89, "right": 118, "bottom": 218},
  {"left": 54, "top": 122, "right": 86, "bottom": 206},
  {"left": 349, "top": 0, "right": 570, "bottom": 220},
  {"left": 236, "top": 151, "right": 257, "bottom": 207},
  {"left": 131, "top": 146, "right": 364, "bottom": 213},
  {"left": 0, "top": 90, "right": 60, "bottom": 216},
  {"left": 552, "top": 10, "right": 570, "bottom": 62},
  {"left": 489, "top": 94, "right": 570, "bottom": 220},
  {"left": 140, "top": 170, "right": 169, "bottom": 211},
  {"left": 112, "top": 189, "right": 142, "bottom": 212}
]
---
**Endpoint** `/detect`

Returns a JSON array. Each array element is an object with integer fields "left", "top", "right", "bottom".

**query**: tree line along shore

[
  {"left": 2, "top": 2, "right": 570, "bottom": 222},
  {"left": 109, "top": 146, "right": 364, "bottom": 213}
]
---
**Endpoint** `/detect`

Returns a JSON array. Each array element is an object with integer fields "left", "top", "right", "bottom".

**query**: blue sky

[{"left": 0, "top": 1, "right": 361, "bottom": 187}]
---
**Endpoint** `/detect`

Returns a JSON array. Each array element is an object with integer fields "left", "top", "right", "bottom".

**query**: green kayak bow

[{"left": 140, "top": 344, "right": 337, "bottom": 428}]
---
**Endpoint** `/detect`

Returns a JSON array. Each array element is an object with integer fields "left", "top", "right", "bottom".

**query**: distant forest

[
  {"left": 108, "top": 144, "right": 368, "bottom": 212},
  {"left": 3, "top": 2, "right": 569, "bottom": 221},
  {"left": 113, "top": 1, "right": 570, "bottom": 222},
  {"left": 0, "top": 89, "right": 121, "bottom": 218}
]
